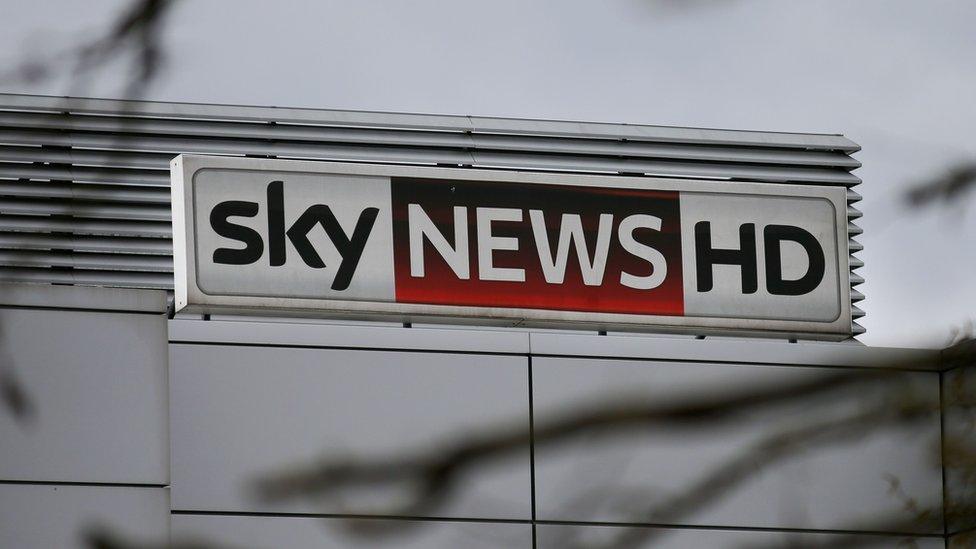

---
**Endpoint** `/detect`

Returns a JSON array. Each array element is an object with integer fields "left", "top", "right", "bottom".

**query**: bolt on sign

[{"left": 172, "top": 155, "right": 853, "bottom": 339}]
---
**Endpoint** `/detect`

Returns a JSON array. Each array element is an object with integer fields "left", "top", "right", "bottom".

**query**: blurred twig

[
  {"left": 567, "top": 391, "right": 942, "bottom": 548},
  {"left": 0, "top": 366, "right": 36, "bottom": 423},
  {"left": 0, "top": 316, "right": 36, "bottom": 424},
  {"left": 0, "top": 367, "right": 36, "bottom": 423},
  {"left": 251, "top": 352, "right": 951, "bottom": 518},
  {"left": 85, "top": 527, "right": 231, "bottom": 549},
  {"left": 905, "top": 161, "right": 976, "bottom": 209},
  {"left": 1, "top": 0, "right": 177, "bottom": 99},
  {"left": 71, "top": 0, "right": 177, "bottom": 99}
]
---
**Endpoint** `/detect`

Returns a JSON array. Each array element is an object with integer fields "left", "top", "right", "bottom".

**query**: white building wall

[
  {"left": 0, "top": 284, "right": 170, "bottom": 548},
  {"left": 0, "top": 284, "right": 951, "bottom": 548}
]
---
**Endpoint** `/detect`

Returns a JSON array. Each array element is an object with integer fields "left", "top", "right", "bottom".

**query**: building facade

[{"left": 0, "top": 94, "right": 969, "bottom": 547}]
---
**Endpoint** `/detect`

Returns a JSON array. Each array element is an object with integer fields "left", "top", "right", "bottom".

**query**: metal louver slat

[
  {"left": 0, "top": 198, "right": 170, "bottom": 221},
  {"left": 0, "top": 214, "right": 171, "bottom": 238},
  {"left": 0, "top": 267, "right": 172, "bottom": 288},
  {"left": 0, "top": 249, "right": 172, "bottom": 272},
  {"left": 0, "top": 145, "right": 172, "bottom": 169},
  {"left": 0, "top": 163, "right": 168, "bottom": 185},
  {"left": 473, "top": 135, "right": 861, "bottom": 168},
  {"left": 469, "top": 151, "right": 860, "bottom": 185},
  {"left": 0, "top": 232, "right": 172, "bottom": 254},
  {"left": 0, "top": 179, "right": 171, "bottom": 203}
]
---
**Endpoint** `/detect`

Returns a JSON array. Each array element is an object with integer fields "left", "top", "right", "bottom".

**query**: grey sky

[{"left": 2, "top": 0, "right": 974, "bottom": 347}]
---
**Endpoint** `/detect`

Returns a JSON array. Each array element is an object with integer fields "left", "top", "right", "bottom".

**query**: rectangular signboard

[{"left": 172, "top": 155, "right": 852, "bottom": 339}]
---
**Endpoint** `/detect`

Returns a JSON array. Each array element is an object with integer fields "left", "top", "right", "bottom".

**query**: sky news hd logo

[{"left": 173, "top": 156, "right": 851, "bottom": 338}]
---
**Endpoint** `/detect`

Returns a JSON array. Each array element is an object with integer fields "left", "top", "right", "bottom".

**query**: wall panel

[
  {"left": 532, "top": 356, "right": 943, "bottom": 534},
  {"left": 0, "top": 484, "right": 169, "bottom": 549},
  {"left": 536, "top": 524, "right": 944, "bottom": 549},
  {"left": 0, "top": 307, "right": 168, "bottom": 484},
  {"left": 172, "top": 514, "right": 532, "bottom": 549},
  {"left": 169, "top": 344, "right": 531, "bottom": 519}
]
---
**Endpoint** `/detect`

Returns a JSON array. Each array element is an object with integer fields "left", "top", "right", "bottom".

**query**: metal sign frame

[{"left": 172, "top": 154, "right": 852, "bottom": 340}]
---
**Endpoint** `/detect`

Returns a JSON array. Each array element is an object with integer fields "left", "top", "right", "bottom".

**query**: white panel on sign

[
  {"left": 680, "top": 193, "right": 841, "bottom": 322},
  {"left": 192, "top": 169, "right": 395, "bottom": 300}
]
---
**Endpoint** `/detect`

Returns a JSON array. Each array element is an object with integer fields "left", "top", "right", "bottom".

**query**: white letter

[
  {"left": 409, "top": 204, "right": 469, "bottom": 279},
  {"left": 530, "top": 211, "right": 613, "bottom": 286},
  {"left": 476, "top": 207, "right": 524, "bottom": 282},
  {"left": 618, "top": 214, "right": 667, "bottom": 290}
]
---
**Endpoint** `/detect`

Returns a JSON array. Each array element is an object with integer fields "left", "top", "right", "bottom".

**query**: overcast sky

[{"left": 2, "top": 0, "right": 974, "bottom": 348}]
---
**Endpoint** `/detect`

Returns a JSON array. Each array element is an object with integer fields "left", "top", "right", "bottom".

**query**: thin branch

[
  {"left": 905, "top": 161, "right": 976, "bottom": 209},
  {"left": 0, "top": 365, "right": 36, "bottom": 424},
  {"left": 1, "top": 0, "right": 178, "bottom": 99},
  {"left": 85, "top": 527, "right": 229, "bottom": 549},
  {"left": 252, "top": 363, "right": 943, "bottom": 518},
  {"left": 581, "top": 395, "right": 941, "bottom": 549}
]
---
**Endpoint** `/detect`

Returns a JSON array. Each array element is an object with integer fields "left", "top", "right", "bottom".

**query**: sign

[{"left": 171, "top": 155, "right": 852, "bottom": 339}]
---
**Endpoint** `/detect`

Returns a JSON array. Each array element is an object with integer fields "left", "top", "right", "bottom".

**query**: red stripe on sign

[{"left": 391, "top": 178, "right": 684, "bottom": 316}]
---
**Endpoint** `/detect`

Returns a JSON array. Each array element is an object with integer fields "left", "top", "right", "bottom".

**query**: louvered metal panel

[
  {"left": 0, "top": 138, "right": 859, "bottom": 185},
  {"left": 0, "top": 145, "right": 172, "bottom": 169},
  {"left": 0, "top": 94, "right": 863, "bottom": 150},
  {"left": 846, "top": 198, "right": 864, "bottom": 336},
  {"left": 0, "top": 93, "right": 864, "bottom": 337},
  {"left": 0, "top": 113, "right": 861, "bottom": 168}
]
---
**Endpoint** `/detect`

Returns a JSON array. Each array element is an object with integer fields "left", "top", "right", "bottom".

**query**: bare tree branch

[
  {"left": 1, "top": 0, "right": 178, "bottom": 99},
  {"left": 85, "top": 527, "right": 231, "bottom": 549},
  {"left": 906, "top": 161, "right": 976, "bottom": 209},
  {"left": 70, "top": 0, "right": 177, "bottom": 99},
  {"left": 251, "top": 349, "right": 956, "bottom": 519},
  {"left": 578, "top": 394, "right": 942, "bottom": 548},
  {"left": 0, "top": 366, "right": 35, "bottom": 423}
]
